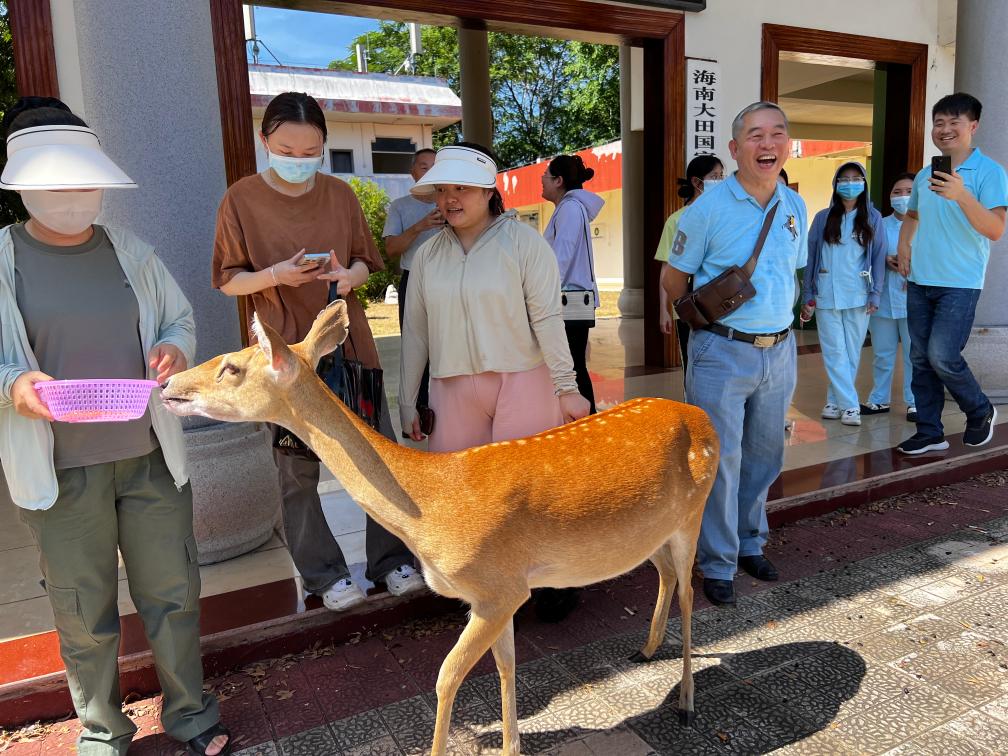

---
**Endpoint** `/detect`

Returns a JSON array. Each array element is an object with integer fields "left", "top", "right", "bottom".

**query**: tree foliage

[
  {"left": 331, "top": 23, "right": 619, "bottom": 168},
  {"left": 0, "top": 6, "right": 26, "bottom": 226},
  {"left": 346, "top": 176, "right": 397, "bottom": 303}
]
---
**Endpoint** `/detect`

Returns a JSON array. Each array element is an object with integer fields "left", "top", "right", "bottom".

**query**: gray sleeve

[
  {"left": 382, "top": 201, "right": 405, "bottom": 239},
  {"left": 149, "top": 254, "right": 197, "bottom": 365},
  {"left": 0, "top": 364, "right": 26, "bottom": 407}
]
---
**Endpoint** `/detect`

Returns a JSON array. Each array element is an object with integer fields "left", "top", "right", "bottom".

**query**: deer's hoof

[
  {"left": 677, "top": 708, "right": 696, "bottom": 726},
  {"left": 628, "top": 651, "right": 650, "bottom": 664}
]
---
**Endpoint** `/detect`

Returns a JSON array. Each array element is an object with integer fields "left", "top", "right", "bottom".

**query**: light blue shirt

[
  {"left": 816, "top": 211, "right": 870, "bottom": 310},
  {"left": 908, "top": 147, "right": 1008, "bottom": 289},
  {"left": 877, "top": 214, "right": 908, "bottom": 319},
  {"left": 672, "top": 176, "right": 808, "bottom": 333}
]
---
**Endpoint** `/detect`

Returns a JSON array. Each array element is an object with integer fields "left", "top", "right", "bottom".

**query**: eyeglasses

[{"left": 836, "top": 178, "right": 865, "bottom": 185}]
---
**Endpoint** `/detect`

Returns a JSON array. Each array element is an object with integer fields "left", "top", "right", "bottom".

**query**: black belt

[{"left": 703, "top": 323, "right": 790, "bottom": 347}]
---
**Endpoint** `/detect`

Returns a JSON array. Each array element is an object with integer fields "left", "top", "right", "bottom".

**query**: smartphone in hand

[
  {"left": 931, "top": 155, "right": 952, "bottom": 178},
  {"left": 297, "top": 252, "right": 330, "bottom": 267}
]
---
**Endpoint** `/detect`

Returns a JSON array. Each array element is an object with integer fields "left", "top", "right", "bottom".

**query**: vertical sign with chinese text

[{"left": 685, "top": 59, "right": 721, "bottom": 164}]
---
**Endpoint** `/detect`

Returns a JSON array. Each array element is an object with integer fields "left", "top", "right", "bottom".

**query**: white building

[{"left": 248, "top": 63, "right": 461, "bottom": 198}]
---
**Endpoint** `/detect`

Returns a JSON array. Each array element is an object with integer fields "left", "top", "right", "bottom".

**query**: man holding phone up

[{"left": 896, "top": 93, "right": 1008, "bottom": 454}]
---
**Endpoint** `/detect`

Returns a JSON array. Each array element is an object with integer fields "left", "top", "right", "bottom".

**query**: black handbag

[{"left": 272, "top": 285, "right": 385, "bottom": 460}]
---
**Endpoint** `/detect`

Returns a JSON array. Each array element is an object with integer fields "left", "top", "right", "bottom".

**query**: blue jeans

[
  {"left": 685, "top": 329, "right": 797, "bottom": 581},
  {"left": 868, "top": 314, "right": 914, "bottom": 406},
  {"left": 906, "top": 283, "right": 990, "bottom": 438},
  {"left": 816, "top": 307, "right": 870, "bottom": 411}
]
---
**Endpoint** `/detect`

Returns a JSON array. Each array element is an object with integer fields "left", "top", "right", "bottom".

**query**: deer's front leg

[{"left": 432, "top": 599, "right": 523, "bottom": 755}]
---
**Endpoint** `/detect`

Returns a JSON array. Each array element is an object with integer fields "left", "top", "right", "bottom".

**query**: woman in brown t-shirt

[{"left": 211, "top": 92, "right": 421, "bottom": 610}]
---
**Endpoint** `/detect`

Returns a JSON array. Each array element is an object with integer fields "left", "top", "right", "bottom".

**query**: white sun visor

[
  {"left": 411, "top": 146, "right": 498, "bottom": 197},
  {"left": 1, "top": 125, "right": 136, "bottom": 190}
]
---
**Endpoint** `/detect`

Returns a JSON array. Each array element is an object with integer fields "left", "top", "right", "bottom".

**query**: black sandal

[{"left": 187, "top": 723, "right": 232, "bottom": 756}]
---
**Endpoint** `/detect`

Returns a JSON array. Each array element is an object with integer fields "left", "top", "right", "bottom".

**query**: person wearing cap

[
  {"left": 666, "top": 102, "right": 807, "bottom": 607},
  {"left": 399, "top": 142, "right": 590, "bottom": 448},
  {"left": 801, "top": 161, "right": 886, "bottom": 428},
  {"left": 0, "top": 98, "right": 230, "bottom": 755},
  {"left": 211, "top": 91, "right": 422, "bottom": 612}
]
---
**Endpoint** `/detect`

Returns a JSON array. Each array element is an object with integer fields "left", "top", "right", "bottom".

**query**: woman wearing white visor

[
  {"left": 0, "top": 98, "right": 229, "bottom": 756},
  {"left": 398, "top": 143, "right": 590, "bottom": 447}
]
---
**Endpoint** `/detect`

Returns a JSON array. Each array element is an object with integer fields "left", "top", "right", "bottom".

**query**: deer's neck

[{"left": 278, "top": 375, "right": 422, "bottom": 539}]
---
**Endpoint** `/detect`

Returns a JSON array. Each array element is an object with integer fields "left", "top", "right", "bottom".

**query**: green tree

[
  {"left": 346, "top": 176, "right": 397, "bottom": 303},
  {"left": 330, "top": 23, "right": 619, "bottom": 168},
  {"left": 0, "top": 5, "right": 26, "bottom": 226}
]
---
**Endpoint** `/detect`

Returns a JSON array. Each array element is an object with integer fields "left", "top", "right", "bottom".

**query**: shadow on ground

[{"left": 454, "top": 640, "right": 866, "bottom": 754}]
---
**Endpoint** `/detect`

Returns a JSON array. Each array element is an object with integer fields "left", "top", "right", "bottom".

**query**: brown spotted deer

[{"left": 161, "top": 301, "right": 718, "bottom": 755}]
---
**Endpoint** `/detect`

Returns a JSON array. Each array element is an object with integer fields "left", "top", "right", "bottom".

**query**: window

[
  {"left": 371, "top": 137, "right": 416, "bottom": 174},
  {"left": 330, "top": 150, "right": 354, "bottom": 174}
]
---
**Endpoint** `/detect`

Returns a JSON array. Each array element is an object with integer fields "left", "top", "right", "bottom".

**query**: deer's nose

[{"left": 160, "top": 381, "right": 170, "bottom": 391}]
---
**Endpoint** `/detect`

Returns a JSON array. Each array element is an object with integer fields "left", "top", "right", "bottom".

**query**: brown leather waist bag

[{"left": 673, "top": 201, "right": 780, "bottom": 330}]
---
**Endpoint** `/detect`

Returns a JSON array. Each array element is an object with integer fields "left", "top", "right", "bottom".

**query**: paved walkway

[{"left": 3, "top": 472, "right": 1008, "bottom": 755}]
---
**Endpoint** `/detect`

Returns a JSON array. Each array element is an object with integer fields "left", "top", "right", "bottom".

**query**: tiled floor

[
  {"left": 5, "top": 471, "right": 1007, "bottom": 754},
  {"left": 1, "top": 317, "right": 1005, "bottom": 645}
]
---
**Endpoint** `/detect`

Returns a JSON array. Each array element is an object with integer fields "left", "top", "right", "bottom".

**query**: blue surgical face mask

[
  {"left": 836, "top": 180, "right": 865, "bottom": 200},
  {"left": 267, "top": 149, "right": 323, "bottom": 184},
  {"left": 890, "top": 195, "right": 910, "bottom": 215},
  {"left": 702, "top": 179, "right": 722, "bottom": 193}
]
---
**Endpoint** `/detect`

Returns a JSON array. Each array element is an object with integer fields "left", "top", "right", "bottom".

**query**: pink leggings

[{"left": 428, "top": 363, "right": 564, "bottom": 452}]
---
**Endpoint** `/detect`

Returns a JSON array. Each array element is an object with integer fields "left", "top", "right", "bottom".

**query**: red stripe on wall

[{"left": 497, "top": 141, "right": 622, "bottom": 208}]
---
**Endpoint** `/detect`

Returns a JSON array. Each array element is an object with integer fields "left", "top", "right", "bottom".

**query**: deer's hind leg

[
  {"left": 668, "top": 531, "right": 698, "bottom": 724},
  {"left": 431, "top": 595, "right": 526, "bottom": 756},
  {"left": 631, "top": 542, "right": 678, "bottom": 662},
  {"left": 490, "top": 618, "right": 520, "bottom": 756}
]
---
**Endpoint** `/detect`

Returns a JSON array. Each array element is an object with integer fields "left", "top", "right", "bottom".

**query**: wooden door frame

[
  {"left": 760, "top": 23, "right": 928, "bottom": 173},
  {"left": 9, "top": 0, "right": 60, "bottom": 98}
]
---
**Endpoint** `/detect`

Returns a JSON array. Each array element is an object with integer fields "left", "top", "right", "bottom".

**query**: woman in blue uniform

[
  {"left": 801, "top": 161, "right": 887, "bottom": 426},
  {"left": 862, "top": 173, "right": 917, "bottom": 421}
]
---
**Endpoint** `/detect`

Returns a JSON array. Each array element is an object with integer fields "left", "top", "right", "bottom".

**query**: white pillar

[
  {"left": 618, "top": 45, "right": 645, "bottom": 318},
  {"left": 956, "top": 0, "right": 1008, "bottom": 401},
  {"left": 457, "top": 26, "right": 493, "bottom": 148},
  {"left": 51, "top": 0, "right": 282, "bottom": 562}
]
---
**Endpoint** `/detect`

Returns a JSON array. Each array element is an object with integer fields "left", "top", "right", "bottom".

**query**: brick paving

[{"left": 3, "top": 472, "right": 1008, "bottom": 755}]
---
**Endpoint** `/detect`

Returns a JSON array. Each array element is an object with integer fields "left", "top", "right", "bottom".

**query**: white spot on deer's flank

[{"left": 516, "top": 439, "right": 527, "bottom": 445}]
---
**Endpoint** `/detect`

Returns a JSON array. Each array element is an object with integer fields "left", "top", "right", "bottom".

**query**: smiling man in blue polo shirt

[
  {"left": 665, "top": 101, "right": 807, "bottom": 606},
  {"left": 896, "top": 92, "right": 1008, "bottom": 455}
]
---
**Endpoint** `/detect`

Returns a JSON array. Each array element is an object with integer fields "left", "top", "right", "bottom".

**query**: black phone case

[{"left": 931, "top": 155, "right": 952, "bottom": 177}]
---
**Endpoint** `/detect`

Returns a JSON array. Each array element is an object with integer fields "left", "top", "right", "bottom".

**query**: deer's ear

[
  {"left": 252, "top": 314, "right": 297, "bottom": 380},
  {"left": 301, "top": 300, "right": 350, "bottom": 368}
]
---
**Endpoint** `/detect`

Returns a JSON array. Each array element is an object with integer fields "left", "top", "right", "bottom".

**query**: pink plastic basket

[{"left": 35, "top": 379, "right": 160, "bottom": 423}]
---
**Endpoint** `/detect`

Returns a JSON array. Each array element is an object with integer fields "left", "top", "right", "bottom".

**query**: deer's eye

[{"left": 216, "top": 361, "right": 242, "bottom": 382}]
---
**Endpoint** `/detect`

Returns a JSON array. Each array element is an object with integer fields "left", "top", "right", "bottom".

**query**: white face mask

[
  {"left": 21, "top": 189, "right": 104, "bottom": 235},
  {"left": 702, "top": 179, "right": 722, "bottom": 193},
  {"left": 266, "top": 148, "right": 323, "bottom": 184}
]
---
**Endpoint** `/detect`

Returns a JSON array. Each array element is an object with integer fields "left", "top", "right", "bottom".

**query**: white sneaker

[
  {"left": 841, "top": 408, "right": 862, "bottom": 426},
  {"left": 321, "top": 578, "right": 366, "bottom": 611},
  {"left": 821, "top": 403, "right": 841, "bottom": 420},
  {"left": 384, "top": 564, "right": 426, "bottom": 596}
]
